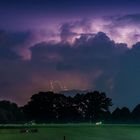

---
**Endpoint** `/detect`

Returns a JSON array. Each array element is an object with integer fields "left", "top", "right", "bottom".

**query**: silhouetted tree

[
  {"left": 57, "top": 96, "right": 82, "bottom": 122},
  {"left": 131, "top": 104, "right": 140, "bottom": 123},
  {"left": 4, "top": 90, "right": 140, "bottom": 124},
  {"left": 112, "top": 107, "right": 122, "bottom": 122},
  {"left": 22, "top": 90, "right": 112, "bottom": 123},
  {"left": 120, "top": 107, "right": 131, "bottom": 122},
  {"left": 73, "top": 94, "right": 86, "bottom": 122},
  {"left": 23, "top": 91, "right": 57, "bottom": 122},
  {"left": 0, "top": 101, "right": 23, "bottom": 123},
  {"left": 82, "top": 91, "right": 112, "bottom": 122},
  {"left": 112, "top": 107, "right": 131, "bottom": 123}
]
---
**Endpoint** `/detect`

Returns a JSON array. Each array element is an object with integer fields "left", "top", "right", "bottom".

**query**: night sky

[{"left": 1, "top": 0, "right": 140, "bottom": 108}]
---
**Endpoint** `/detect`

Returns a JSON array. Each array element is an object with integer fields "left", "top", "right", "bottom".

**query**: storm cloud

[
  {"left": 0, "top": 30, "right": 132, "bottom": 107},
  {"left": 1, "top": 12, "right": 140, "bottom": 108}
]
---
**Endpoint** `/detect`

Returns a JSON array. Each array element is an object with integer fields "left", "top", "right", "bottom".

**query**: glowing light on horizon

[{"left": 50, "top": 81, "right": 68, "bottom": 92}]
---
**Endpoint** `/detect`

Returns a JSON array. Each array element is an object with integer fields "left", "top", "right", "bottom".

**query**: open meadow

[{"left": 0, "top": 124, "right": 140, "bottom": 140}]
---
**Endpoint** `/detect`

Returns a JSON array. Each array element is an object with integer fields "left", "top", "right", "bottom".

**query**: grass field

[{"left": 0, "top": 124, "right": 140, "bottom": 140}]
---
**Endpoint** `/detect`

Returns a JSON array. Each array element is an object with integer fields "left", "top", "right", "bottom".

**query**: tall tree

[
  {"left": 131, "top": 104, "right": 140, "bottom": 122},
  {"left": 0, "top": 101, "right": 23, "bottom": 123},
  {"left": 120, "top": 107, "right": 131, "bottom": 122},
  {"left": 112, "top": 107, "right": 131, "bottom": 123},
  {"left": 22, "top": 90, "right": 112, "bottom": 123},
  {"left": 82, "top": 91, "right": 112, "bottom": 122},
  {"left": 23, "top": 91, "right": 57, "bottom": 122}
]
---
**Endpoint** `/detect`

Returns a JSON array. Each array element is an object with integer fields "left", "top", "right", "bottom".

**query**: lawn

[{"left": 0, "top": 124, "right": 140, "bottom": 140}]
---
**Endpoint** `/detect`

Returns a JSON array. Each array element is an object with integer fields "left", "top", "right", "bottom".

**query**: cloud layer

[{"left": 1, "top": 14, "right": 140, "bottom": 108}]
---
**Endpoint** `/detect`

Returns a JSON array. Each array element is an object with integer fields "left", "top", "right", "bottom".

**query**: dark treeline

[
  {"left": 22, "top": 91, "right": 112, "bottom": 123},
  {"left": 0, "top": 91, "right": 140, "bottom": 124}
]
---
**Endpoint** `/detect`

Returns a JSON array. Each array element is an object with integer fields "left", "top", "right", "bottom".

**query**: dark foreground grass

[{"left": 0, "top": 124, "right": 140, "bottom": 140}]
